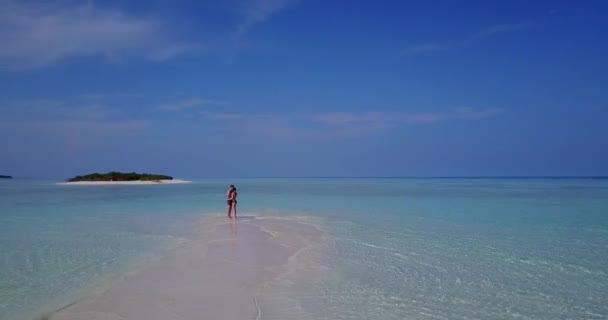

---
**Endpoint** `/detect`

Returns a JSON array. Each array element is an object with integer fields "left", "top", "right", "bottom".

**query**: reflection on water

[{"left": 229, "top": 219, "right": 238, "bottom": 247}]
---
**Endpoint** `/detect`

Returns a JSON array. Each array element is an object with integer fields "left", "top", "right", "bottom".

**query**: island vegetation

[
  {"left": 0, "top": 175, "right": 12, "bottom": 179},
  {"left": 67, "top": 172, "right": 173, "bottom": 182}
]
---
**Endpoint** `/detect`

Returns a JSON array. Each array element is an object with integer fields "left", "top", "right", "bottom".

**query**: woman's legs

[
  {"left": 227, "top": 202, "right": 232, "bottom": 219},
  {"left": 232, "top": 202, "right": 237, "bottom": 219}
]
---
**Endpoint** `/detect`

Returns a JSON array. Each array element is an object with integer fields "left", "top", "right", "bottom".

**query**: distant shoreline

[{"left": 58, "top": 179, "right": 191, "bottom": 185}]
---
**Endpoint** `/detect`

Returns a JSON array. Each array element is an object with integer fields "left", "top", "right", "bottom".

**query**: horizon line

[{"left": 6, "top": 175, "right": 608, "bottom": 180}]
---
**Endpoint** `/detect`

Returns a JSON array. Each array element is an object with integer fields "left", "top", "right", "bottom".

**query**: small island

[
  {"left": 67, "top": 172, "right": 173, "bottom": 182},
  {"left": 61, "top": 172, "right": 190, "bottom": 185},
  {"left": 0, "top": 175, "right": 12, "bottom": 179}
]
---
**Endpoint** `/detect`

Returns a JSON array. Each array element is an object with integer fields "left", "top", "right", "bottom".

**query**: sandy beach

[
  {"left": 46, "top": 215, "right": 323, "bottom": 320},
  {"left": 57, "top": 179, "right": 192, "bottom": 185}
]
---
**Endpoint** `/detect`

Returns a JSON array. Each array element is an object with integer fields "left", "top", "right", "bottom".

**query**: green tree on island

[{"left": 67, "top": 172, "right": 173, "bottom": 182}]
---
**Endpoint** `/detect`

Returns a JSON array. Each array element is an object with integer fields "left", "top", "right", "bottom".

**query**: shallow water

[
  {"left": 49, "top": 215, "right": 322, "bottom": 320},
  {"left": 1, "top": 178, "right": 607, "bottom": 319}
]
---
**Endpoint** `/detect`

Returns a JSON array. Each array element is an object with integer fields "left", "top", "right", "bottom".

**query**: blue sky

[{"left": 1, "top": 0, "right": 607, "bottom": 178}]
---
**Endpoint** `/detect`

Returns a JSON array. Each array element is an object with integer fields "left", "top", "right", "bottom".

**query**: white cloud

[
  {"left": 402, "top": 22, "right": 532, "bottom": 56},
  {"left": 3, "top": 98, "right": 114, "bottom": 120},
  {"left": 466, "top": 23, "right": 531, "bottom": 43},
  {"left": 0, "top": 98, "right": 149, "bottom": 151},
  {"left": 452, "top": 106, "right": 502, "bottom": 120},
  {"left": 0, "top": 0, "right": 298, "bottom": 69},
  {"left": 236, "top": 0, "right": 298, "bottom": 35},
  {"left": 201, "top": 111, "right": 246, "bottom": 120},
  {"left": 309, "top": 108, "right": 500, "bottom": 126},
  {"left": 157, "top": 98, "right": 226, "bottom": 111},
  {"left": 200, "top": 107, "right": 502, "bottom": 141},
  {"left": 0, "top": 1, "right": 192, "bottom": 70},
  {"left": 2, "top": 119, "right": 149, "bottom": 136}
]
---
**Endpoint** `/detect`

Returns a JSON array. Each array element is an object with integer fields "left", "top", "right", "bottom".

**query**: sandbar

[{"left": 46, "top": 214, "right": 323, "bottom": 320}]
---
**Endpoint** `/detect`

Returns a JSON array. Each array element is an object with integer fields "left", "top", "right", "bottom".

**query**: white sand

[
  {"left": 47, "top": 215, "right": 323, "bottom": 320},
  {"left": 58, "top": 179, "right": 191, "bottom": 185}
]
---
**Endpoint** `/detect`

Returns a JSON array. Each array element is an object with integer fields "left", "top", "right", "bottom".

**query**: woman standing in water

[
  {"left": 226, "top": 185, "right": 235, "bottom": 219},
  {"left": 231, "top": 187, "right": 238, "bottom": 219}
]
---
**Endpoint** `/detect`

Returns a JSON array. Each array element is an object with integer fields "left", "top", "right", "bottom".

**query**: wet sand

[{"left": 47, "top": 215, "right": 323, "bottom": 320}]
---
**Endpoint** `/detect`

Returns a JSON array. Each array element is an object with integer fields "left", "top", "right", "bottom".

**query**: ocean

[{"left": 1, "top": 178, "right": 607, "bottom": 319}]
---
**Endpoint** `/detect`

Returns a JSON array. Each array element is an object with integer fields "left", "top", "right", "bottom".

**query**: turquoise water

[{"left": 1, "top": 178, "right": 607, "bottom": 319}]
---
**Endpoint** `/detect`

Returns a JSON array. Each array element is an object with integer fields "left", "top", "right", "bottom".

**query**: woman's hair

[{"left": 230, "top": 184, "right": 235, "bottom": 188}]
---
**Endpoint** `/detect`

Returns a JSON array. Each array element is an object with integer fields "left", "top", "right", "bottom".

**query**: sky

[{"left": 1, "top": 0, "right": 607, "bottom": 178}]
